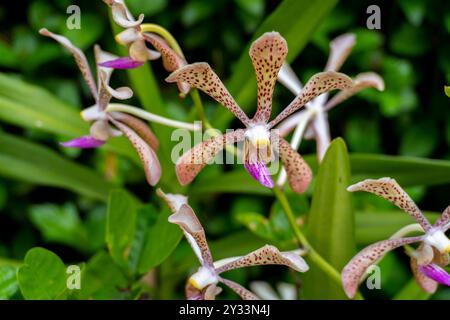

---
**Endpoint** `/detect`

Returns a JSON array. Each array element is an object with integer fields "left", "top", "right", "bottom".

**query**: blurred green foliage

[{"left": 0, "top": 0, "right": 449, "bottom": 300}]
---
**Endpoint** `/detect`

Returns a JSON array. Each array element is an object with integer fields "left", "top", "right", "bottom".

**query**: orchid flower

[
  {"left": 276, "top": 33, "right": 384, "bottom": 168},
  {"left": 157, "top": 189, "right": 309, "bottom": 300},
  {"left": 102, "top": 0, "right": 190, "bottom": 96},
  {"left": 342, "top": 177, "right": 450, "bottom": 298},
  {"left": 39, "top": 29, "right": 166, "bottom": 185},
  {"left": 166, "top": 32, "right": 352, "bottom": 193},
  {"left": 249, "top": 281, "right": 297, "bottom": 300}
]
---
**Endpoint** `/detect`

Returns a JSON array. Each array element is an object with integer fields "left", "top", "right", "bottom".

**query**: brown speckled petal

[
  {"left": 269, "top": 71, "right": 352, "bottom": 127},
  {"left": 111, "top": 119, "right": 161, "bottom": 186},
  {"left": 168, "top": 204, "right": 214, "bottom": 267},
  {"left": 250, "top": 32, "right": 288, "bottom": 123},
  {"left": 216, "top": 244, "right": 309, "bottom": 274},
  {"left": 39, "top": 28, "right": 98, "bottom": 101},
  {"left": 324, "top": 72, "right": 384, "bottom": 111},
  {"left": 220, "top": 278, "right": 259, "bottom": 300},
  {"left": 274, "top": 134, "right": 312, "bottom": 194},
  {"left": 176, "top": 129, "right": 245, "bottom": 185},
  {"left": 325, "top": 33, "right": 356, "bottom": 72},
  {"left": 166, "top": 63, "right": 250, "bottom": 126},
  {"left": 342, "top": 236, "right": 423, "bottom": 298},
  {"left": 347, "top": 178, "right": 432, "bottom": 231}
]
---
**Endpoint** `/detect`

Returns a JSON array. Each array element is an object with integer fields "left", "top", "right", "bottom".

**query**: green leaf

[
  {"left": 17, "top": 247, "right": 67, "bottom": 300},
  {"left": 302, "top": 138, "right": 354, "bottom": 299},
  {"left": 394, "top": 278, "right": 431, "bottom": 300},
  {"left": 0, "top": 131, "right": 112, "bottom": 200},
  {"left": 29, "top": 203, "right": 88, "bottom": 252},
  {"left": 445, "top": 86, "right": 450, "bottom": 98},
  {"left": 0, "top": 266, "right": 19, "bottom": 299},
  {"left": 106, "top": 190, "right": 140, "bottom": 268},
  {"left": 212, "top": 0, "right": 338, "bottom": 129},
  {"left": 136, "top": 205, "right": 182, "bottom": 274}
]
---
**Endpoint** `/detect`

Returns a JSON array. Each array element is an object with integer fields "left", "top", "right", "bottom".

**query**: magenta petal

[
  {"left": 98, "top": 57, "right": 145, "bottom": 69},
  {"left": 419, "top": 264, "right": 450, "bottom": 286},
  {"left": 60, "top": 136, "right": 105, "bottom": 149},
  {"left": 244, "top": 161, "right": 274, "bottom": 188}
]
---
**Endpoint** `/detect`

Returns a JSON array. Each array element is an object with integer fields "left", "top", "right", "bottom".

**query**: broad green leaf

[
  {"left": 445, "top": 86, "right": 450, "bottom": 98},
  {"left": 212, "top": 0, "right": 338, "bottom": 129},
  {"left": 136, "top": 205, "right": 182, "bottom": 274},
  {"left": 0, "top": 266, "right": 19, "bottom": 299},
  {"left": 302, "top": 138, "right": 354, "bottom": 299},
  {"left": 394, "top": 278, "right": 431, "bottom": 300},
  {"left": 17, "top": 247, "right": 67, "bottom": 300},
  {"left": 0, "top": 131, "right": 112, "bottom": 200},
  {"left": 29, "top": 203, "right": 88, "bottom": 252},
  {"left": 355, "top": 211, "right": 439, "bottom": 245},
  {"left": 106, "top": 190, "right": 140, "bottom": 268},
  {"left": 76, "top": 252, "right": 130, "bottom": 300}
]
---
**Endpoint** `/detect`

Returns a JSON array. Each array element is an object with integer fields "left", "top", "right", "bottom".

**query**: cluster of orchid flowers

[{"left": 39, "top": 0, "right": 449, "bottom": 299}]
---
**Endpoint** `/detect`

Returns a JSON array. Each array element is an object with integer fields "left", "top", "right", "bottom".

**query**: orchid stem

[
  {"left": 140, "top": 23, "right": 185, "bottom": 59},
  {"left": 107, "top": 103, "right": 201, "bottom": 131},
  {"left": 272, "top": 185, "right": 363, "bottom": 300},
  {"left": 190, "top": 89, "right": 213, "bottom": 130}
]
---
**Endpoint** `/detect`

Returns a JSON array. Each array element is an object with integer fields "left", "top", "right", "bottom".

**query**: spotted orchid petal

[
  {"left": 419, "top": 264, "right": 450, "bottom": 287},
  {"left": 166, "top": 63, "right": 251, "bottom": 126},
  {"left": 269, "top": 71, "right": 352, "bottom": 128},
  {"left": 215, "top": 245, "right": 309, "bottom": 274},
  {"left": 434, "top": 205, "right": 450, "bottom": 231},
  {"left": 167, "top": 203, "right": 214, "bottom": 267},
  {"left": 325, "top": 33, "right": 356, "bottom": 72},
  {"left": 411, "top": 256, "right": 439, "bottom": 293},
  {"left": 110, "top": 119, "right": 161, "bottom": 186},
  {"left": 250, "top": 32, "right": 288, "bottom": 123},
  {"left": 143, "top": 33, "right": 190, "bottom": 95},
  {"left": 324, "top": 72, "right": 385, "bottom": 111},
  {"left": 99, "top": 57, "right": 145, "bottom": 69},
  {"left": 278, "top": 63, "right": 302, "bottom": 96},
  {"left": 111, "top": 112, "right": 159, "bottom": 150},
  {"left": 39, "top": 28, "right": 98, "bottom": 101},
  {"left": 103, "top": 0, "right": 144, "bottom": 28},
  {"left": 244, "top": 161, "right": 274, "bottom": 188},
  {"left": 219, "top": 278, "right": 259, "bottom": 300},
  {"left": 60, "top": 136, "right": 105, "bottom": 149},
  {"left": 274, "top": 135, "right": 312, "bottom": 194},
  {"left": 347, "top": 178, "right": 432, "bottom": 232},
  {"left": 342, "top": 236, "right": 423, "bottom": 298},
  {"left": 175, "top": 129, "right": 245, "bottom": 185}
]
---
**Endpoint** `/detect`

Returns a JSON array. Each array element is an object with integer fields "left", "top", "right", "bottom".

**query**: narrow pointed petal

[
  {"left": 324, "top": 72, "right": 385, "bottom": 111},
  {"left": 434, "top": 205, "right": 450, "bottom": 231},
  {"left": 275, "top": 135, "right": 312, "bottom": 194},
  {"left": 99, "top": 57, "right": 145, "bottom": 69},
  {"left": 419, "top": 264, "right": 450, "bottom": 286},
  {"left": 110, "top": 112, "right": 159, "bottom": 150},
  {"left": 107, "top": 0, "right": 144, "bottom": 28},
  {"left": 176, "top": 129, "right": 245, "bottom": 185},
  {"left": 244, "top": 161, "right": 274, "bottom": 188},
  {"left": 156, "top": 189, "right": 188, "bottom": 213},
  {"left": 250, "top": 32, "right": 288, "bottom": 123},
  {"left": 166, "top": 63, "right": 251, "bottom": 126},
  {"left": 278, "top": 62, "right": 302, "bottom": 96},
  {"left": 249, "top": 281, "right": 281, "bottom": 300},
  {"left": 411, "top": 256, "right": 438, "bottom": 293},
  {"left": 342, "top": 236, "right": 423, "bottom": 298},
  {"left": 325, "top": 33, "right": 356, "bottom": 72},
  {"left": 216, "top": 245, "right": 309, "bottom": 274},
  {"left": 269, "top": 71, "right": 352, "bottom": 127},
  {"left": 111, "top": 119, "right": 161, "bottom": 186},
  {"left": 311, "top": 111, "right": 331, "bottom": 162},
  {"left": 275, "top": 109, "right": 310, "bottom": 138},
  {"left": 60, "top": 136, "right": 105, "bottom": 149},
  {"left": 99, "top": 69, "right": 133, "bottom": 101},
  {"left": 347, "top": 178, "right": 432, "bottom": 231},
  {"left": 168, "top": 204, "right": 214, "bottom": 267},
  {"left": 39, "top": 28, "right": 98, "bottom": 100},
  {"left": 220, "top": 278, "right": 259, "bottom": 300}
]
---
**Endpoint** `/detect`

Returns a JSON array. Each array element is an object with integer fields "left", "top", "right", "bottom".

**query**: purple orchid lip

[
  {"left": 98, "top": 57, "right": 145, "bottom": 69},
  {"left": 60, "top": 136, "right": 106, "bottom": 149},
  {"left": 419, "top": 264, "right": 450, "bottom": 286},
  {"left": 244, "top": 161, "right": 274, "bottom": 189}
]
